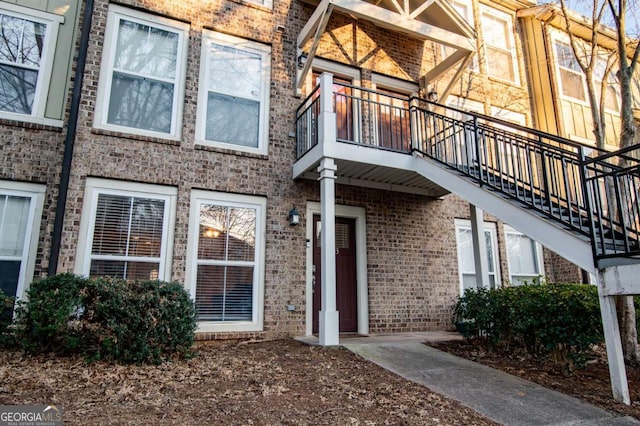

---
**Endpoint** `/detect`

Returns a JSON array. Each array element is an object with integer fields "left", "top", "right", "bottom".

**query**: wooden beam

[
  {"left": 297, "top": 0, "right": 331, "bottom": 49},
  {"left": 331, "top": 0, "right": 474, "bottom": 49},
  {"left": 438, "top": 52, "right": 474, "bottom": 101},
  {"left": 389, "top": 0, "right": 404, "bottom": 15},
  {"left": 409, "top": 0, "right": 436, "bottom": 20},
  {"left": 296, "top": 3, "right": 335, "bottom": 90},
  {"left": 421, "top": 48, "right": 468, "bottom": 83}
]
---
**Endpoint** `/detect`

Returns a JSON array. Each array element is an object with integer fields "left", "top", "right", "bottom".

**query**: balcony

[{"left": 293, "top": 73, "right": 449, "bottom": 197}]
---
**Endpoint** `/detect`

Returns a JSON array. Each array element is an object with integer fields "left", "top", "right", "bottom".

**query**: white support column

[
  {"left": 318, "top": 157, "right": 339, "bottom": 346},
  {"left": 470, "top": 205, "right": 490, "bottom": 289},
  {"left": 596, "top": 273, "right": 631, "bottom": 404}
]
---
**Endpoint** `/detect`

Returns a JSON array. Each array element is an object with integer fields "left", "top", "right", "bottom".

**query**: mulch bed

[{"left": 0, "top": 339, "right": 497, "bottom": 425}]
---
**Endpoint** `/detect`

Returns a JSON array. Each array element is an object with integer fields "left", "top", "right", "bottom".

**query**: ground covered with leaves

[
  {"left": 432, "top": 340, "right": 640, "bottom": 420},
  {"left": 0, "top": 339, "right": 496, "bottom": 425}
]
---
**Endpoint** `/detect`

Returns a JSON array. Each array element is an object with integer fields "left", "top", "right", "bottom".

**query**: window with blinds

[
  {"left": 194, "top": 204, "right": 257, "bottom": 322},
  {"left": 505, "top": 226, "right": 543, "bottom": 285},
  {"left": 88, "top": 193, "right": 166, "bottom": 280},
  {"left": 0, "top": 194, "right": 31, "bottom": 298}
]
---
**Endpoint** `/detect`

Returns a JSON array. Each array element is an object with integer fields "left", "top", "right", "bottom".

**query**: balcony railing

[{"left": 295, "top": 75, "right": 640, "bottom": 264}]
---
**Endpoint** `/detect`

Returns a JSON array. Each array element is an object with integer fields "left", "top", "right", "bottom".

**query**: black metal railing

[
  {"left": 294, "top": 79, "right": 640, "bottom": 264},
  {"left": 582, "top": 145, "right": 640, "bottom": 261}
]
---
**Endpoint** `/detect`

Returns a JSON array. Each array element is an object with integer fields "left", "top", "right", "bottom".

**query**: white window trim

[
  {"left": 551, "top": 33, "right": 620, "bottom": 114},
  {"left": 93, "top": 4, "right": 189, "bottom": 140},
  {"left": 0, "top": 3, "right": 63, "bottom": 126},
  {"left": 74, "top": 178, "right": 177, "bottom": 280},
  {"left": 504, "top": 224, "right": 545, "bottom": 285},
  {"left": 480, "top": 5, "right": 519, "bottom": 85},
  {"left": 454, "top": 219, "right": 501, "bottom": 295},
  {"left": 195, "top": 30, "right": 271, "bottom": 155},
  {"left": 185, "top": 190, "right": 266, "bottom": 333},
  {"left": 0, "top": 180, "right": 45, "bottom": 302}
]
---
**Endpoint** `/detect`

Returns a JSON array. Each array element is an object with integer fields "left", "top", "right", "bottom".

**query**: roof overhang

[
  {"left": 517, "top": 4, "right": 637, "bottom": 56},
  {"left": 296, "top": 0, "right": 477, "bottom": 99}
]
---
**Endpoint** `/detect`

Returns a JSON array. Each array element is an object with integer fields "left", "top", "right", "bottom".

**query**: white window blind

[
  {"left": 456, "top": 225, "right": 498, "bottom": 292},
  {"left": 481, "top": 8, "right": 517, "bottom": 83},
  {"left": 0, "top": 194, "right": 30, "bottom": 298},
  {"left": 89, "top": 193, "right": 166, "bottom": 280}
]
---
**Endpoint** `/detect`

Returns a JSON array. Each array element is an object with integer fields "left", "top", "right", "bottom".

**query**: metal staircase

[{"left": 410, "top": 100, "right": 640, "bottom": 269}]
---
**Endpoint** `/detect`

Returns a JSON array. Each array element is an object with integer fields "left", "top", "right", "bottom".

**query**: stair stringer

[{"left": 412, "top": 154, "right": 597, "bottom": 274}]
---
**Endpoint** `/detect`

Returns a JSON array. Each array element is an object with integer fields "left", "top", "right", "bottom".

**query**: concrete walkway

[{"left": 326, "top": 333, "right": 639, "bottom": 425}]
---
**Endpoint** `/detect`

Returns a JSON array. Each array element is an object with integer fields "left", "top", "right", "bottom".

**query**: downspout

[{"left": 48, "top": 0, "right": 95, "bottom": 276}]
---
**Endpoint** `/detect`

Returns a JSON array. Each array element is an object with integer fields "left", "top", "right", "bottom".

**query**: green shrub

[
  {"left": 454, "top": 282, "right": 603, "bottom": 368},
  {"left": 15, "top": 273, "right": 196, "bottom": 364},
  {"left": 0, "top": 290, "right": 15, "bottom": 348}
]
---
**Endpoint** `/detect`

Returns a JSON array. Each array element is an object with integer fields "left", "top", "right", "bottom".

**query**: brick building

[{"left": 1, "top": 0, "right": 589, "bottom": 343}]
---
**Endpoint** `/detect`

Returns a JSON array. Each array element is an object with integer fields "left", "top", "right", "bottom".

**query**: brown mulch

[
  {"left": 0, "top": 339, "right": 497, "bottom": 425},
  {"left": 431, "top": 340, "right": 640, "bottom": 420}
]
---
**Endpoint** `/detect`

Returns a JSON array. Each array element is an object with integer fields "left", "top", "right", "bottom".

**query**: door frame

[{"left": 305, "top": 202, "right": 368, "bottom": 336}]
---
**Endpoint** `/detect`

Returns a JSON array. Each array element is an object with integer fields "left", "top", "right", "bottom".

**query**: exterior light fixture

[
  {"left": 427, "top": 88, "right": 439, "bottom": 102},
  {"left": 288, "top": 206, "right": 300, "bottom": 226}
]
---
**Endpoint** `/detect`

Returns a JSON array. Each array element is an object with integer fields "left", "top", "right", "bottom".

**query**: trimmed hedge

[
  {"left": 453, "top": 283, "right": 603, "bottom": 367},
  {"left": 14, "top": 273, "right": 196, "bottom": 364}
]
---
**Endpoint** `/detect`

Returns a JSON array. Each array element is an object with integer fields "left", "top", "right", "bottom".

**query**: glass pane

[
  {"left": 507, "top": 233, "right": 538, "bottom": 275},
  {"left": 198, "top": 205, "right": 228, "bottom": 260},
  {"left": 195, "top": 265, "right": 254, "bottom": 321},
  {"left": 482, "top": 14, "right": 509, "bottom": 49},
  {"left": 198, "top": 205, "right": 256, "bottom": 262},
  {"left": 462, "top": 273, "right": 477, "bottom": 291},
  {"left": 89, "top": 260, "right": 159, "bottom": 280},
  {"left": 107, "top": 72, "right": 174, "bottom": 133},
  {"left": 484, "top": 231, "right": 495, "bottom": 273},
  {"left": 227, "top": 207, "right": 256, "bottom": 261},
  {"left": 0, "top": 64, "right": 37, "bottom": 114},
  {"left": 92, "top": 194, "right": 165, "bottom": 257},
  {"left": 0, "top": 14, "right": 45, "bottom": 67},
  {"left": 114, "top": 19, "right": 178, "bottom": 79},
  {"left": 486, "top": 47, "right": 514, "bottom": 81},
  {"left": 205, "top": 93, "right": 259, "bottom": 146},
  {"left": 207, "top": 43, "right": 261, "bottom": 100},
  {"left": 555, "top": 42, "right": 581, "bottom": 72},
  {"left": 0, "top": 195, "right": 30, "bottom": 257},
  {"left": 560, "top": 69, "right": 586, "bottom": 100},
  {"left": 457, "top": 228, "right": 474, "bottom": 272},
  {"left": 0, "top": 260, "right": 20, "bottom": 298}
]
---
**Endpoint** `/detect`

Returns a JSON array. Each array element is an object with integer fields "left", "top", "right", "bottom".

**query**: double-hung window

[
  {"left": 75, "top": 179, "right": 177, "bottom": 281},
  {"left": 94, "top": 5, "right": 189, "bottom": 139},
  {"left": 554, "top": 40, "right": 586, "bottom": 101},
  {"left": 480, "top": 6, "right": 518, "bottom": 84},
  {"left": 0, "top": 181, "right": 44, "bottom": 304},
  {"left": 504, "top": 225, "right": 544, "bottom": 285},
  {"left": 186, "top": 190, "right": 266, "bottom": 332},
  {"left": 0, "top": 4, "right": 61, "bottom": 122},
  {"left": 196, "top": 31, "right": 271, "bottom": 154},
  {"left": 454, "top": 219, "right": 500, "bottom": 294}
]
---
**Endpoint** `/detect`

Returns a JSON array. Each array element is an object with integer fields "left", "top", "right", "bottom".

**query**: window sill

[
  {"left": 486, "top": 75, "right": 522, "bottom": 89},
  {"left": 196, "top": 321, "right": 263, "bottom": 333},
  {"left": 91, "top": 127, "right": 181, "bottom": 146},
  {"left": 228, "top": 0, "right": 273, "bottom": 13},
  {"left": 0, "top": 115, "right": 63, "bottom": 132},
  {"left": 195, "top": 142, "right": 268, "bottom": 160}
]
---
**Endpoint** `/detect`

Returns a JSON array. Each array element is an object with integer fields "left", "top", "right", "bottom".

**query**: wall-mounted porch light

[
  {"left": 427, "top": 88, "right": 439, "bottom": 102},
  {"left": 288, "top": 206, "right": 300, "bottom": 226}
]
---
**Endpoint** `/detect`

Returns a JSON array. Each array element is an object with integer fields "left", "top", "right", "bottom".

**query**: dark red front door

[{"left": 312, "top": 215, "right": 358, "bottom": 334}]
